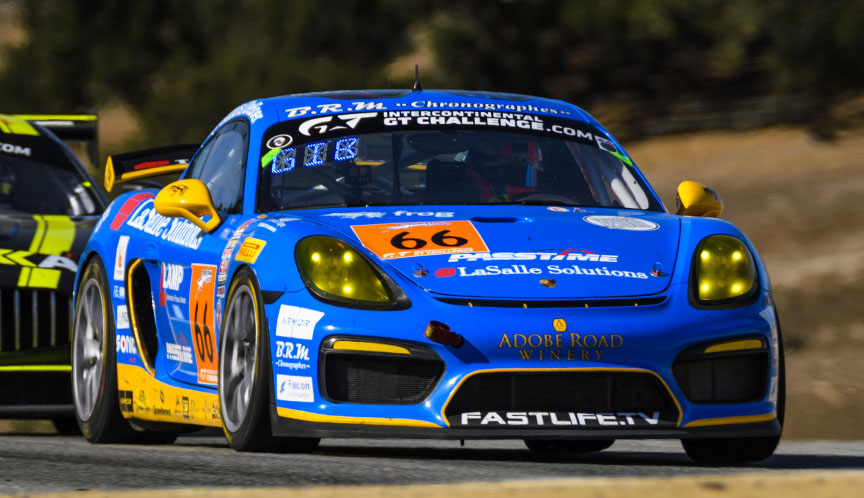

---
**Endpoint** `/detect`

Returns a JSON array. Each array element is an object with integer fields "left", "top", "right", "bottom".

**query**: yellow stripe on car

[
  {"left": 331, "top": 340, "right": 410, "bottom": 355},
  {"left": 683, "top": 412, "right": 776, "bottom": 428},
  {"left": 703, "top": 339, "right": 764, "bottom": 354}
]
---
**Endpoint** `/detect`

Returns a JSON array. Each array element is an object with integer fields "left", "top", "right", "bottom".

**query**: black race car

[{"left": 0, "top": 113, "right": 106, "bottom": 433}]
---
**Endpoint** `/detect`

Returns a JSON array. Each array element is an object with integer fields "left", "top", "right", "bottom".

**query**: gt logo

[
  {"left": 297, "top": 112, "right": 378, "bottom": 136},
  {"left": 275, "top": 340, "right": 310, "bottom": 361}
]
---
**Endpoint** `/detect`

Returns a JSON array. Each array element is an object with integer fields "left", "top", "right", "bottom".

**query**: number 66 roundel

[
  {"left": 351, "top": 221, "right": 489, "bottom": 259},
  {"left": 189, "top": 264, "right": 218, "bottom": 385}
]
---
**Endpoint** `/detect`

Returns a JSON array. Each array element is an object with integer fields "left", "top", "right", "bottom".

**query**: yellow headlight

[
  {"left": 296, "top": 237, "right": 393, "bottom": 305},
  {"left": 694, "top": 235, "right": 756, "bottom": 303}
]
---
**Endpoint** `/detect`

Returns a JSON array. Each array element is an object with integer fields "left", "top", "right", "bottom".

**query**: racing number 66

[
  {"left": 193, "top": 301, "right": 214, "bottom": 363},
  {"left": 390, "top": 230, "right": 468, "bottom": 250}
]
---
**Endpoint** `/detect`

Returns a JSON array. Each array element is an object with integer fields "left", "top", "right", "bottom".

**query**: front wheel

[
  {"left": 72, "top": 256, "right": 178, "bottom": 444},
  {"left": 219, "top": 267, "right": 319, "bottom": 452}
]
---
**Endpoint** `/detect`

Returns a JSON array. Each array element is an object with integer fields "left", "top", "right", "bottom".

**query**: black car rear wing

[
  {"left": 12, "top": 113, "right": 99, "bottom": 167},
  {"left": 103, "top": 144, "right": 199, "bottom": 192}
]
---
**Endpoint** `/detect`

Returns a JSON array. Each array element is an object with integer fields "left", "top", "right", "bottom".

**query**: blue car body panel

[{"left": 75, "top": 90, "right": 781, "bottom": 437}]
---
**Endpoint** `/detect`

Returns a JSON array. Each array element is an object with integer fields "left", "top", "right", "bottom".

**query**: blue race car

[{"left": 72, "top": 89, "right": 783, "bottom": 463}]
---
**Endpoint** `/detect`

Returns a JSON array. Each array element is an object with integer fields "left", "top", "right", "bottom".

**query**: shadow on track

[{"left": 314, "top": 444, "right": 864, "bottom": 470}]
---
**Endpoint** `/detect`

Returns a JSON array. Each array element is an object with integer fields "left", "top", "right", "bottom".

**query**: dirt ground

[{"left": 630, "top": 127, "right": 864, "bottom": 440}]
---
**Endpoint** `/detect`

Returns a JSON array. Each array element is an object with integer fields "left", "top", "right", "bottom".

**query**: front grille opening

[
  {"left": 0, "top": 288, "right": 72, "bottom": 353},
  {"left": 445, "top": 371, "right": 675, "bottom": 416},
  {"left": 673, "top": 352, "right": 768, "bottom": 403},
  {"left": 323, "top": 355, "right": 444, "bottom": 404}
]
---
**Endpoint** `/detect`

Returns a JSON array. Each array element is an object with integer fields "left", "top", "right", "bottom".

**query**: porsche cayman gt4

[{"left": 72, "top": 90, "right": 783, "bottom": 463}]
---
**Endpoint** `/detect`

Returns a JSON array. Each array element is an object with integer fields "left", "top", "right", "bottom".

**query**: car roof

[
  {"left": 266, "top": 89, "right": 590, "bottom": 122},
  {"left": 213, "top": 89, "right": 600, "bottom": 135}
]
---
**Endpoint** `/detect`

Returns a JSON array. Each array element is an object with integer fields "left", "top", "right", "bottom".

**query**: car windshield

[
  {"left": 256, "top": 112, "right": 662, "bottom": 213},
  {"left": 0, "top": 153, "right": 99, "bottom": 216}
]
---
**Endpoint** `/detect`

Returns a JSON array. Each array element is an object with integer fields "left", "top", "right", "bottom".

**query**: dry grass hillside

[{"left": 630, "top": 127, "right": 864, "bottom": 440}]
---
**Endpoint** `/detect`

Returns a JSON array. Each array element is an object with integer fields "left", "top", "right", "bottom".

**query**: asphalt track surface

[{"left": 0, "top": 432, "right": 862, "bottom": 494}]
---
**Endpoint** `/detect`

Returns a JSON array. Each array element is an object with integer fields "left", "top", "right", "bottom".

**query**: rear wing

[
  {"left": 12, "top": 113, "right": 99, "bottom": 167},
  {"left": 104, "top": 144, "right": 199, "bottom": 192}
]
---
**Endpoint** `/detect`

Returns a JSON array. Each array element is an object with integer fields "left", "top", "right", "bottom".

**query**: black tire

[
  {"left": 682, "top": 320, "right": 786, "bottom": 465},
  {"left": 219, "top": 267, "right": 319, "bottom": 452},
  {"left": 525, "top": 439, "right": 615, "bottom": 453},
  {"left": 52, "top": 417, "right": 81, "bottom": 436},
  {"left": 72, "top": 256, "right": 178, "bottom": 444}
]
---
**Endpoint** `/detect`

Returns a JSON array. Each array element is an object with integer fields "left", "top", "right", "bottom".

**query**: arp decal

[
  {"left": 351, "top": 221, "right": 489, "bottom": 259},
  {"left": 235, "top": 237, "right": 266, "bottom": 264},
  {"left": 189, "top": 264, "right": 218, "bottom": 385}
]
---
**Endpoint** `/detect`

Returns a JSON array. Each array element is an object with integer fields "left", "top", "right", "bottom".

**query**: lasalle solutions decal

[{"left": 499, "top": 319, "right": 623, "bottom": 361}]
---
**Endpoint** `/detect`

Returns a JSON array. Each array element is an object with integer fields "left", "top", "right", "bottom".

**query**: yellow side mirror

[
  {"left": 676, "top": 180, "right": 724, "bottom": 218},
  {"left": 154, "top": 179, "right": 221, "bottom": 233}
]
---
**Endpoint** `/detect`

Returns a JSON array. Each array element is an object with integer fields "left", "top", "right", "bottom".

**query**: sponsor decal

[
  {"left": 323, "top": 211, "right": 455, "bottom": 220},
  {"left": 116, "top": 333, "right": 138, "bottom": 355},
  {"left": 119, "top": 390, "right": 133, "bottom": 413},
  {"left": 297, "top": 112, "right": 378, "bottom": 137},
  {"left": 456, "top": 411, "right": 662, "bottom": 427},
  {"left": 0, "top": 141, "right": 32, "bottom": 157},
  {"left": 275, "top": 305, "right": 323, "bottom": 340},
  {"left": 285, "top": 102, "right": 387, "bottom": 118},
  {"left": 499, "top": 331, "right": 623, "bottom": 362},
  {"left": 110, "top": 192, "right": 155, "bottom": 230},
  {"left": 553, "top": 318, "right": 567, "bottom": 332},
  {"left": 547, "top": 206, "right": 569, "bottom": 213},
  {"left": 407, "top": 100, "right": 567, "bottom": 115},
  {"left": 276, "top": 360, "right": 311, "bottom": 371},
  {"left": 352, "top": 221, "right": 488, "bottom": 259},
  {"left": 447, "top": 250, "right": 618, "bottom": 263},
  {"left": 258, "top": 223, "right": 277, "bottom": 232},
  {"left": 165, "top": 342, "right": 194, "bottom": 364},
  {"left": 189, "top": 264, "right": 218, "bottom": 385},
  {"left": 583, "top": 216, "right": 659, "bottom": 231},
  {"left": 113, "top": 285, "right": 126, "bottom": 299},
  {"left": 276, "top": 374, "right": 314, "bottom": 402},
  {"left": 235, "top": 237, "right": 266, "bottom": 264},
  {"left": 216, "top": 285, "right": 225, "bottom": 298},
  {"left": 382, "top": 110, "right": 545, "bottom": 130},
  {"left": 116, "top": 305, "right": 130, "bottom": 329},
  {"left": 113, "top": 235, "right": 130, "bottom": 281},
  {"left": 275, "top": 340, "right": 310, "bottom": 361},
  {"left": 265, "top": 134, "right": 293, "bottom": 149},
  {"left": 161, "top": 263, "right": 184, "bottom": 292},
  {"left": 126, "top": 199, "right": 203, "bottom": 249},
  {"left": 439, "top": 264, "right": 648, "bottom": 280}
]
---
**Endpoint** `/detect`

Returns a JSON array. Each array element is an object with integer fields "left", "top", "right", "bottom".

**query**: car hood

[{"left": 296, "top": 206, "right": 681, "bottom": 299}]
